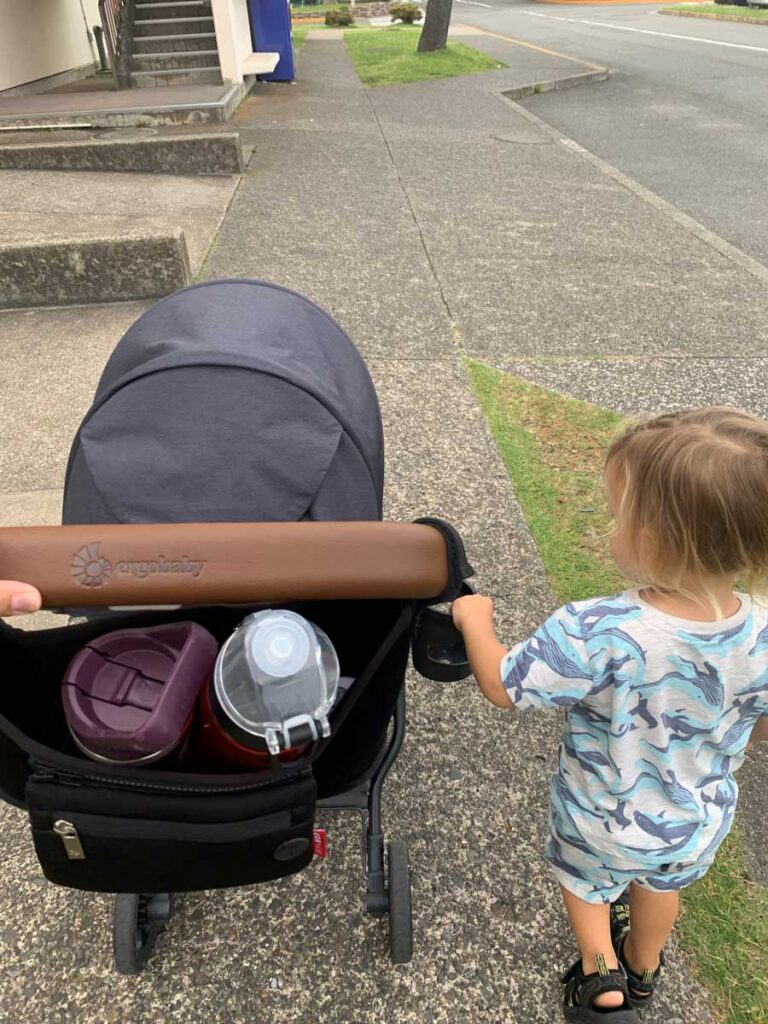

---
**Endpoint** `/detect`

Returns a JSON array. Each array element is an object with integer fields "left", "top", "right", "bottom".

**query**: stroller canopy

[{"left": 63, "top": 280, "right": 384, "bottom": 526}]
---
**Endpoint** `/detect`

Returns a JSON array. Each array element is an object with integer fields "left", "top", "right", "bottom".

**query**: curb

[
  {"left": 0, "top": 230, "right": 191, "bottom": 309},
  {"left": 500, "top": 91, "right": 768, "bottom": 288},
  {"left": 0, "top": 82, "right": 253, "bottom": 131},
  {"left": 502, "top": 68, "right": 610, "bottom": 101},
  {"left": 658, "top": 7, "right": 768, "bottom": 23},
  {"left": 0, "top": 132, "right": 245, "bottom": 176}
]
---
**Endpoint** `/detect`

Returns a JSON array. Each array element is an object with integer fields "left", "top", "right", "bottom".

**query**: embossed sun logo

[{"left": 71, "top": 543, "right": 113, "bottom": 588}]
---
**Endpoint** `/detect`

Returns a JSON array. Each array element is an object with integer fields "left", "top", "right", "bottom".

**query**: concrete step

[
  {"left": 130, "top": 67, "right": 222, "bottom": 87},
  {"left": 133, "top": 32, "right": 217, "bottom": 53},
  {"left": 134, "top": 1, "right": 214, "bottom": 18},
  {"left": 0, "top": 222, "right": 191, "bottom": 309},
  {"left": 134, "top": 17, "right": 215, "bottom": 35},
  {"left": 132, "top": 50, "right": 220, "bottom": 71},
  {"left": 0, "top": 132, "right": 245, "bottom": 176},
  {"left": 0, "top": 81, "right": 252, "bottom": 128}
]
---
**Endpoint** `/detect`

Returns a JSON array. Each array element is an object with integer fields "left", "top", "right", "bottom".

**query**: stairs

[{"left": 131, "top": 0, "right": 223, "bottom": 87}]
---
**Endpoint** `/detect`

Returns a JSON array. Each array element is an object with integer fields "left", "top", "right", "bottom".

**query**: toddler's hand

[{"left": 451, "top": 594, "right": 494, "bottom": 633}]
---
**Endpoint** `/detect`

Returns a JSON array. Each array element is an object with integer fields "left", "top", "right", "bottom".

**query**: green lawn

[
  {"left": 661, "top": 3, "right": 768, "bottom": 20},
  {"left": 291, "top": 3, "right": 342, "bottom": 15},
  {"left": 468, "top": 359, "right": 768, "bottom": 1024},
  {"left": 344, "top": 26, "right": 504, "bottom": 87}
]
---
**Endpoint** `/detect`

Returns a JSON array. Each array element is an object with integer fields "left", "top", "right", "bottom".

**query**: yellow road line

[{"left": 477, "top": 29, "right": 606, "bottom": 69}]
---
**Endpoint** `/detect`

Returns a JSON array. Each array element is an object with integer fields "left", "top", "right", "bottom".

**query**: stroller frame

[{"left": 112, "top": 685, "right": 411, "bottom": 975}]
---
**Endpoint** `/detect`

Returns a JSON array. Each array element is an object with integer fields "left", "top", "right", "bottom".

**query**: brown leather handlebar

[{"left": 0, "top": 522, "right": 450, "bottom": 608}]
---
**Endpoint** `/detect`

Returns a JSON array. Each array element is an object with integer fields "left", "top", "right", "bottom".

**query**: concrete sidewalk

[{"left": 6, "top": 25, "right": 766, "bottom": 1024}]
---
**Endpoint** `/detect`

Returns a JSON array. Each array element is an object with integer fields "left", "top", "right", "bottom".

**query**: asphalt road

[{"left": 451, "top": 1, "right": 768, "bottom": 265}]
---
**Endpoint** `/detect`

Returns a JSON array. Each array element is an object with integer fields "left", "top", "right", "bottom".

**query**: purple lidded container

[{"left": 62, "top": 622, "right": 219, "bottom": 765}]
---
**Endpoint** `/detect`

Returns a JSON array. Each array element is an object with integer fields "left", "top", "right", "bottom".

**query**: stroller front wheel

[
  {"left": 387, "top": 841, "right": 413, "bottom": 964},
  {"left": 113, "top": 892, "right": 174, "bottom": 975}
]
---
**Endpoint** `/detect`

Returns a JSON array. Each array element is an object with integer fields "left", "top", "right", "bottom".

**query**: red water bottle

[{"left": 193, "top": 610, "right": 339, "bottom": 771}]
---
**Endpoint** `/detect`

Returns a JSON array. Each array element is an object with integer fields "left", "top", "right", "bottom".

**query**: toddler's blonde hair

[{"left": 606, "top": 407, "right": 768, "bottom": 597}]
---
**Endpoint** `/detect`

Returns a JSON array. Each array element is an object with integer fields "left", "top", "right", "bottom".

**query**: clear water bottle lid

[
  {"left": 250, "top": 617, "right": 311, "bottom": 678},
  {"left": 214, "top": 610, "right": 339, "bottom": 745}
]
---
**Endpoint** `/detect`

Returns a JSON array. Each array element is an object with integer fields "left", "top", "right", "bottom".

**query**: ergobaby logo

[
  {"left": 71, "top": 543, "right": 207, "bottom": 587},
  {"left": 71, "top": 543, "right": 113, "bottom": 589}
]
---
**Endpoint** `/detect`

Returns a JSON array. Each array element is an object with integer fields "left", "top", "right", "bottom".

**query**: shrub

[
  {"left": 325, "top": 6, "right": 356, "bottom": 23},
  {"left": 389, "top": 2, "right": 423, "bottom": 22}
]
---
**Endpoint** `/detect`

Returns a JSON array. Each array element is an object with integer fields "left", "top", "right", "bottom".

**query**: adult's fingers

[{"left": 0, "top": 582, "right": 42, "bottom": 616}]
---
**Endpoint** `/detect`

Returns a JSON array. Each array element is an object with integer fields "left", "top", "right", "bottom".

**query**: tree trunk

[{"left": 417, "top": 0, "right": 453, "bottom": 52}]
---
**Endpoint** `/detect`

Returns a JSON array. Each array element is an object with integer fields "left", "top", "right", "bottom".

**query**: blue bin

[{"left": 247, "top": 0, "right": 296, "bottom": 82}]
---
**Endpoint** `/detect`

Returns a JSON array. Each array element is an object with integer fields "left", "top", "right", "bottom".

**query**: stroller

[{"left": 0, "top": 280, "right": 473, "bottom": 975}]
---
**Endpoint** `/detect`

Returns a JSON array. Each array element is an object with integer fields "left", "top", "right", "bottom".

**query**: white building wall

[
  {"left": 211, "top": 0, "right": 253, "bottom": 85},
  {"left": 0, "top": 0, "right": 101, "bottom": 93},
  {"left": 232, "top": 0, "right": 253, "bottom": 66}
]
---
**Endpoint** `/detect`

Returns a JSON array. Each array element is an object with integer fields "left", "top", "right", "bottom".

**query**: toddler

[{"left": 452, "top": 407, "right": 768, "bottom": 1023}]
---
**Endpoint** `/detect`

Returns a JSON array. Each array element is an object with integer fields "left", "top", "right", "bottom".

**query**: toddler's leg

[
  {"left": 624, "top": 883, "right": 678, "bottom": 978},
  {"left": 560, "top": 885, "right": 624, "bottom": 1010}
]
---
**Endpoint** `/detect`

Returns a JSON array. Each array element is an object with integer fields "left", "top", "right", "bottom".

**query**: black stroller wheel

[
  {"left": 113, "top": 893, "right": 174, "bottom": 975},
  {"left": 387, "top": 841, "right": 413, "bottom": 964}
]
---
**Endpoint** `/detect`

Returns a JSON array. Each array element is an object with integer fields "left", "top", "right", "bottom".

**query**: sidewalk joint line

[
  {"left": 362, "top": 90, "right": 458, "bottom": 329},
  {"left": 496, "top": 92, "right": 768, "bottom": 287}
]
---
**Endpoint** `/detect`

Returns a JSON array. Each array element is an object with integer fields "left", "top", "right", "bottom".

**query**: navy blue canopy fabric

[{"left": 63, "top": 280, "right": 384, "bottom": 525}]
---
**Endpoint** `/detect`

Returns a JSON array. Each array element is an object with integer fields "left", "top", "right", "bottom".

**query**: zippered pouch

[{"left": 26, "top": 761, "right": 316, "bottom": 892}]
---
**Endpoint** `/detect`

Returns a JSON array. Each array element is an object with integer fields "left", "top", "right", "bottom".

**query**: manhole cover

[
  {"left": 491, "top": 132, "right": 552, "bottom": 146},
  {"left": 99, "top": 128, "right": 159, "bottom": 140}
]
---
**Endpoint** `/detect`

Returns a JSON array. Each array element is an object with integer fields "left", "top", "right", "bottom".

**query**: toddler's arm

[
  {"left": 451, "top": 595, "right": 511, "bottom": 708},
  {"left": 453, "top": 595, "right": 595, "bottom": 713}
]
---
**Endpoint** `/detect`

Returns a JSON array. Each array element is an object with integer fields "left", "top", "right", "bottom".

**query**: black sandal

[
  {"left": 561, "top": 957, "right": 639, "bottom": 1023},
  {"left": 610, "top": 893, "right": 665, "bottom": 1008},
  {"left": 610, "top": 891, "right": 631, "bottom": 946},
  {"left": 615, "top": 933, "right": 664, "bottom": 1008}
]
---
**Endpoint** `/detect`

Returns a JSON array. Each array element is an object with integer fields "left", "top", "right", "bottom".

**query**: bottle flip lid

[
  {"left": 214, "top": 610, "right": 339, "bottom": 754},
  {"left": 62, "top": 621, "right": 219, "bottom": 764}
]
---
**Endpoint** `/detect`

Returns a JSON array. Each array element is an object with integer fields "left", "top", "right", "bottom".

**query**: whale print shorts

[{"left": 545, "top": 830, "right": 715, "bottom": 905}]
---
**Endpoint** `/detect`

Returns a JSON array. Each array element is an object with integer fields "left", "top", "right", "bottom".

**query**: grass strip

[
  {"left": 661, "top": 3, "right": 768, "bottom": 21},
  {"left": 344, "top": 26, "right": 504, "bottom": 88}
]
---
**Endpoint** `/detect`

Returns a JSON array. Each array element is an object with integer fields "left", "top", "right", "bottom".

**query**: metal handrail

[
  {"left": 97, "top": 0, "right": 134, "bottom": 89},
  {"left": 97, "top": 0, "right": 119, "bottom": 73}
]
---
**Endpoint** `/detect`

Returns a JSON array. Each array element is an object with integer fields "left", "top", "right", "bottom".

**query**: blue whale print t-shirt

[{"left": 500, "top": 591, "right": 768, "bottom": 868}]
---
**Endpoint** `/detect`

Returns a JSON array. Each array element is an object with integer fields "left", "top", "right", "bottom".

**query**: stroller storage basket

[{"left": 0, "top": 593, "right": 415, "bottom": 892}]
